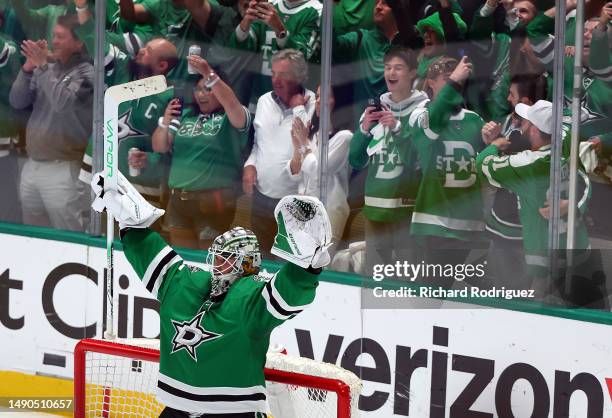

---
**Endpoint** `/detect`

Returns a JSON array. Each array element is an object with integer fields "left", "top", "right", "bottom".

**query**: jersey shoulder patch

[
  {"left": 252, "top": 269, "right": 275, "bottom": 283},
  {"left": 185, "top": 263, "right": 206, "bottom": 274}
]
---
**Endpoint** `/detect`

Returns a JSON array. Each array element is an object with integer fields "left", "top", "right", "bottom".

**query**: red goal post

[{"left": 74, "top": 338, "right": 362, "bottom": 418}]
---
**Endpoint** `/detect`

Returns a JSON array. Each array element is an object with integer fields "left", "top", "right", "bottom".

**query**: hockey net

[{"left": 74, "top": 338, "right": 362, "bottom": 418}]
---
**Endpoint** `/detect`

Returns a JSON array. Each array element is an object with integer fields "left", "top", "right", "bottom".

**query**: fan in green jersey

[
  {"left": 74, "top": 0, "right": 154, "bottom": 58},
  {"left": 349, "top": 46, "right": 429, "bottom": 277},
  {"left": 90, "top": 170, "right": 332, "bottom": 417},
  {"left": 477, "top": 100, "right": 608, "bottom": 308},
  {"left": 528, "top": 11, "right": 612, "bottom": 147},
  {"left": 230, "top": 0, "right": 322, "bottom": 108},
  {"left": 483, "top": 73, "right": 549, "bottom": 290},
  {"left": 408, "top": 55, "right": 486, "bottom": 284},
  {"left": 152, "top": 55, "right": 250, "bottom": 249},
  {"left": 77, "top": 35, "right": 178, "bottom": 212}
]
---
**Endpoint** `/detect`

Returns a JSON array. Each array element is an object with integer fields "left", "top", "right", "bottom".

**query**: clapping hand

[
  {"left": 21, "top": 39, "right": 48, "bottom": 72},
  {"left": 291, "top": 118, "right": 311, "bottom": 154}
]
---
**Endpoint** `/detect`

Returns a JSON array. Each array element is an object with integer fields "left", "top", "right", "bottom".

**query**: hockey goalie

[{"left": 91, "top": 171, "right": 333, "bottom": 418}]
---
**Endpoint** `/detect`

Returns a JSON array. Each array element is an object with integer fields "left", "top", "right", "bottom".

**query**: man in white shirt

[{"left": 243, "top": 49, "right": 315, "bottom": 257}]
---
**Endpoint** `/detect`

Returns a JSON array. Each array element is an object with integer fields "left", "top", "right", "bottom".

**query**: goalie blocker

[{"left": 90, "top": 172, "right": 333, "bottom": 416}]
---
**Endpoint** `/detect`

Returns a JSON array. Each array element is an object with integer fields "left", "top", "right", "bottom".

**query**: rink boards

[{"left": 0, "top": 227, "right": 611, "bottom": 417}]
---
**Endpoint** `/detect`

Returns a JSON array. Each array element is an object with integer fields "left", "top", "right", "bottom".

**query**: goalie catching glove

[
  {"left": 90, "top": 171, "right": 164, "bottom": 230},
  {"left": 271, "top": 195, "right": 332, "bottom": 269}
]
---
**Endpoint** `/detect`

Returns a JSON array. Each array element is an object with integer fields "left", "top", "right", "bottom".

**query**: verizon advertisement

[{"left": 1, "top": 232, "right": 611, "bottom": 417}]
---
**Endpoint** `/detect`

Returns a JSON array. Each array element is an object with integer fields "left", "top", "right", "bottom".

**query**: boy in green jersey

[
  {"left": 408, "top": 56, "right": 486, "bottom": 280},
  {"left": 91, "top": 171, "right": 332, "bottom": 417},
  {"left": 349, "top": 47, "right": 429, "bottom": 277}
]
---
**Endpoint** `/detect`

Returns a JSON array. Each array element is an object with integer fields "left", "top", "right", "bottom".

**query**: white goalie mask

[{"left": 206, "top": 227, "right": 261, "bottom": 300}]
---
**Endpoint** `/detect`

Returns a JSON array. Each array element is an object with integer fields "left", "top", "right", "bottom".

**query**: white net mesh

[
  {"left": 84, "top": 350, "right": 163, "bottom": 417},
  {"left": 76, "top": 339, "right": 361, "bottom": 418}
]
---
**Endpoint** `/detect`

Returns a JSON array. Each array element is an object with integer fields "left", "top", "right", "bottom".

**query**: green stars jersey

[
  {"left": 121, "top": 228, "right": 318, "bottom": 414},
  {"left": 106, "top": 0, "right": 154, "bottom": 57},
  {"left": 168, "top": 107, "right": 251, "bottom": 191},
  {"left": 79, "top": 87, "right": 174, "bottom": 202},
  {"left": 477, "top": 132, "right": 591, "bottom": 274},
  {"left": 408, "top": 83, "right": 485, "bottom": 240},
  {"left": 0, "top": 34, "right": 20, "bottom": 141},
  {"left": 229, "top": 0, "right": 321, "bottom": 104},
  {"left": 529, "top": 14, "right": 612, "bottom": 134},
  {"left": 349, "top": 90, "right": 429, "bottom": 223}
]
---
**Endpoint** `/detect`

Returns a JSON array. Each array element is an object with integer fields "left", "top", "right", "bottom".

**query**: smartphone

[
  {"left": 174, "top": 97, "right": 184, "bottom": 116},
  {"left": 368, "top": 98, "right": 383, "bottom": 112}
]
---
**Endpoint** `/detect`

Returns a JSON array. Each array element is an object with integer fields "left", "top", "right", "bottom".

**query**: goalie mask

[{"left": 206, "top": 227, "right": 261, "bottom": 300}]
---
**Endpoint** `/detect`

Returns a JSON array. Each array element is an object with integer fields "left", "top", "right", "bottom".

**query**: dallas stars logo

[
  {"left": 170, "top": 312, "right": 222, "bottom": 361},
  {"left": 118, "top": 108, "right": 146, "bottom": 140}
]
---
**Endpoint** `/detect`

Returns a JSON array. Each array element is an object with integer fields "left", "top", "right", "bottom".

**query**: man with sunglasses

[{"left": 90, "top": 170, "right": 332, "bottom": 417}]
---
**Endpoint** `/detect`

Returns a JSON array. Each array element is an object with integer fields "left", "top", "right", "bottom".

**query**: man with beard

[
  {"left": 76, "top": 14, "right": 178, "bottom": 214},
  {"left": 10, "top": 14, "right": 93, "bottom": 231},
  {"left": 481, "top": 73, "right": 547, "bottom": 289},
  {"left": 477, "top": 100, "right": 608, "bottom": 308}
]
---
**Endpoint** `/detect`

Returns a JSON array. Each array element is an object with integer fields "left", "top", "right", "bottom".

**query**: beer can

[
  {"left": 128, "top": 147, "right": 141, "bottom": 177},
  {"left": 187, "top": 45, "right": 201, "bottom": 75}
]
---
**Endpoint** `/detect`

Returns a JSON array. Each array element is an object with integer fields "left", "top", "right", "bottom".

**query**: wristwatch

[{"left": 276, "top": 30, "right": 287, "bottom": 40}]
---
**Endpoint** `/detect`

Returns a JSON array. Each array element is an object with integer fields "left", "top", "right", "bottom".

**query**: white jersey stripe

[
  {"left": 151, "top": 254, "right": 182, "bottom": 298},
  {"left": 156, "top": 390, "right": 268, "bottom": 414},
  {"left": 142, "top": 246, "right": 176, "bottom": 295},
  {"left": 158, "top": 373, "right": 266, "bottom": 395},
  {"left": 261, "top": 287, "right": 290, "bottom": 320},
  {"left": 269, "top": 274, "right": 312, "bottom": 311},
  {"left": 412, "top": 212, "right": 485, "bottom": 231}
]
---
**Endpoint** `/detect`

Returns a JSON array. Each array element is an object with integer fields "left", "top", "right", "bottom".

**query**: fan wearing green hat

[{"left": 414, "top": 6, "right": 467, "bottom": 83}]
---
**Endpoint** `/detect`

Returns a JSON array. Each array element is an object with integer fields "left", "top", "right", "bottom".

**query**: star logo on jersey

[
  {"left": 118, "top": 108, "right": 146, "bottom": 140},
  {"left": 456, "top": 155, "right": 471, "bottom": 172},
  {"left": 170, "top": 312, "right": 222, "bottom": 361}
]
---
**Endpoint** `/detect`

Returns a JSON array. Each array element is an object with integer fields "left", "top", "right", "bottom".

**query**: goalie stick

[{"left": 103, "top": 75, "right": 167, "bottom": 339}]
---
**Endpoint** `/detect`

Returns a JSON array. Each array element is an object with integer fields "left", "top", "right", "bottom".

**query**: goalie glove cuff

[{"left": 90, "top": 171, "right": 165, "bottom": 229}]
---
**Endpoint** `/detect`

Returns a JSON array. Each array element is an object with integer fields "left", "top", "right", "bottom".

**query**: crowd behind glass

[{"left": 1, "top": 0, "right": 611, "bottom": 308}]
